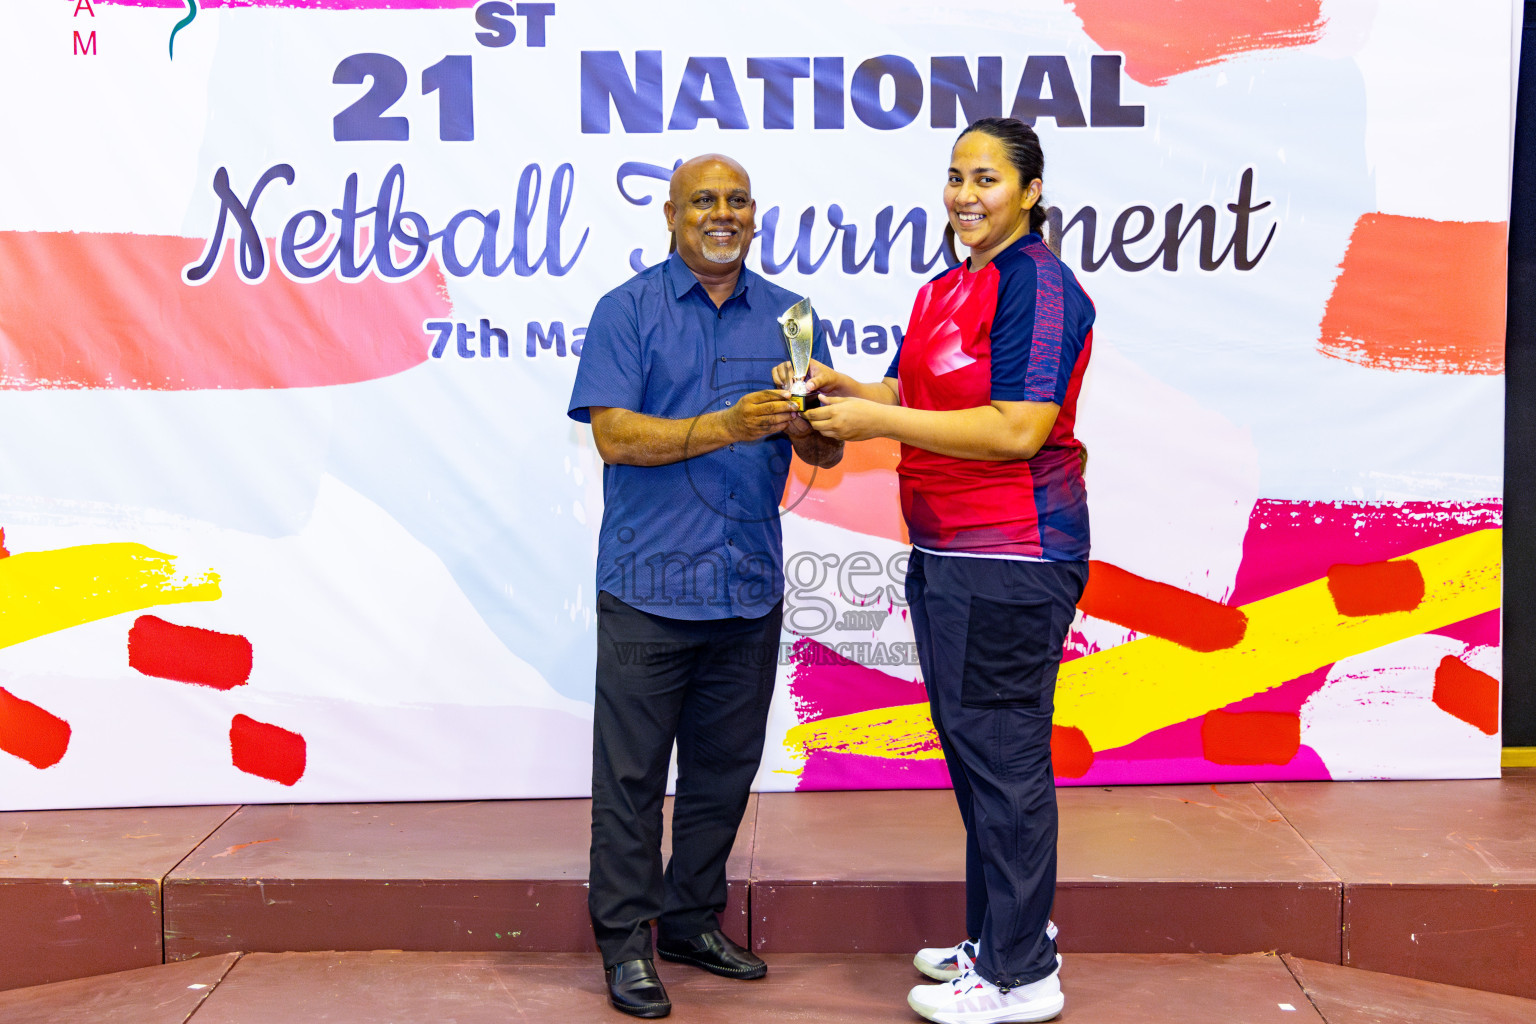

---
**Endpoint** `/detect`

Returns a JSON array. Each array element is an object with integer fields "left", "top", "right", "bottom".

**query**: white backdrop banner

[{"left": 0, "top": 0, "right": 1512, "bottom": 807}]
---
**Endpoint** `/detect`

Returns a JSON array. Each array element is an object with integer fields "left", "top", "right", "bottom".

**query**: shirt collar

[
  {"left": 666, "top": 251, "right": 753, "bottom": 307},
  {"left": 976, "top": 233, "right": 1045, "bottom": 272}
]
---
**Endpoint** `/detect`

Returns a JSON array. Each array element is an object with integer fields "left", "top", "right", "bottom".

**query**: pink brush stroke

[
  {"left": 797, "top": 750, "right": 953, "bottom": 792},
  {"left": 1227, "top": 499, "right": 1501, "bottom": 606},
  {"left": 106, "top": 0, "right": 475, "bottom": 9}
]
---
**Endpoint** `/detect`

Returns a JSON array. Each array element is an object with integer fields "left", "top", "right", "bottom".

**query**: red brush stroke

[
  {"left": 1318, "top": 216, "right": 1506, "bottom": 375},
  {"left": 784, "top": 438, "right": 907, "bottom": 544},
  {"left": 0, "top": 687, "right": 71, "bottom": 769},
  {"left": 230, "top": 714, "right": 307, "bottom": 785},
  {"left": 1077, "top": 714, "right": 1329, "bottom": 785},
  {"left": 1071, "top": 0, "right": 1325, "bottom": 87},
  {"left": 1077, "top": 560, "right": 1247, "bottom": 652},
  {"left": 128, "top": 615, "right": 253, "bottom": 690},
  {"left": 0, "top": 232, "right": 448, "bottom": 390},
  {"left": 1432, "top": 656, "right": 1500, "bottom": 736},
  {"left": 0, "top": 527, "right": 8, "bottom": 558},
  {"left": 1051, "top": 725, "right": 1093, "bottom": 778},
  {"left": 1200, "top": 710, "right": 1300, "bottom": 766},
  {"left": 1326, "top": 560, "right": 1425, "bottom": 617}
]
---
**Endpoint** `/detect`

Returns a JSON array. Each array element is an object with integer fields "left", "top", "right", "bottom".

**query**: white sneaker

[
  {"left": 913, "top": 938, "right": 978, "bottom": 981},
  {"left": 913, "top": 921, "right": 1059, "bottom": 982},
  {"left": 907, "top": 967, "right": 1064, "bottom": 1024}
]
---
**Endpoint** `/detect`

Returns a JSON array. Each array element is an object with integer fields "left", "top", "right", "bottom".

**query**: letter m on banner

[{"left": 74, "top": 30, "right": 97, "bottom": 56}]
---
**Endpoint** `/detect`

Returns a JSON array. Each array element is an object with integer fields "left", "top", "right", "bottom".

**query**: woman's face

[{"left": 944, "top": 132, "right": 1042, "bottom": 264}]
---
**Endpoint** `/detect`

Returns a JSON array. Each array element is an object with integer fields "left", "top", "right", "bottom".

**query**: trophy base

[{"left": 789, "top": 392, "right": 820, "bottom": 412}]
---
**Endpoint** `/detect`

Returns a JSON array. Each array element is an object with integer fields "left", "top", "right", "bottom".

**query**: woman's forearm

[
  {"left": 836, "top": 374, "right": 901, "bottom": 405},
  {"left": 819, "top": 398, "right": 1060, "bottom": 461}
]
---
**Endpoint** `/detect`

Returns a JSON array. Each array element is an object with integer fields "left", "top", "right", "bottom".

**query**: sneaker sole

[
  {"left": 914, "top": 956, "right": 963, "bottom": 982},
  {"left": 914, "top": 923, "right": 1059, "bottom": 982},
  {"left": 655, "top": 948, "right": 767, "bottom": 980},
  {"left": 914, "top": 954, "right": 1062, "bottom": 983},
  {"left": 907, "top": 990, "right": 1065, "bottom": 1024}
]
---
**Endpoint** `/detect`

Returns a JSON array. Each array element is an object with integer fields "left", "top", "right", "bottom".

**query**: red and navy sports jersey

[{"left": 884, "top": 233, "right": 1094, "bottom": 561}]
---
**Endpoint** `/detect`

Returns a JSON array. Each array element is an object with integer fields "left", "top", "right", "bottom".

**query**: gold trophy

[{"left": 777, "top": 297, "right": 819, "bottom": 411}]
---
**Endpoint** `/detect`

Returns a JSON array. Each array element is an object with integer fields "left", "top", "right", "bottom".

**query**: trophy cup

[{"left": 777, "top": 297, "right": 820, "bottom": 411}]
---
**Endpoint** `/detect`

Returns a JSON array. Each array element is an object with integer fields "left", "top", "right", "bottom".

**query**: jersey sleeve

[
  {"left": 988, "top": 244, "right": 1076, "bottom": 404},
  {"left": 568, "top": 291, "right": 643, "bottom": 423}
]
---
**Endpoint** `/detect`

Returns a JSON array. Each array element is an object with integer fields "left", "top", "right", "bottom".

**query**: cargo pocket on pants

[{"left": 960, "top": 595, "right": 1055, "bottom": 709}]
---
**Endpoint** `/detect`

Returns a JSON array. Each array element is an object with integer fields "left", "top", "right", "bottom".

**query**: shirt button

[{"left": 720, "top": 356, "right": 727, "bottom": 363}]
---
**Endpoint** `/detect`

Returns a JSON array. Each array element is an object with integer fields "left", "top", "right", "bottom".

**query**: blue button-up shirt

[{"left": 568, "top": 253, "right": 831, "bottom": 621}]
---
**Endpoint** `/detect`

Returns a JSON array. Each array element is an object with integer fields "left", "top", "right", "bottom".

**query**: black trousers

[
  {"left": 588, "top": 591, "right": 782, "bottom": 966},
  {"left": 906, "top": 550, "right": 1087, "bottom": 989}
]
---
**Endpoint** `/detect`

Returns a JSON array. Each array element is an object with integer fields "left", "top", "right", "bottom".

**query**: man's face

[{"left": 665, "top": 157, "right": 756, "bottom": 273}]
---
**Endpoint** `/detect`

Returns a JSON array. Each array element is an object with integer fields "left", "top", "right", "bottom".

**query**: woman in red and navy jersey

[{"left": 781, "top": 118, "right": 1092, "bottom": 1024}]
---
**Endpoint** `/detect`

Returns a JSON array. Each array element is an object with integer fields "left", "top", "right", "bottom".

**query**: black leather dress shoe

[
  {"left": 605, "top": 959, "right": 671, "bottom": 1018},
  {"left": 656, "top": 929, "right": 767, "bottom": 979}
]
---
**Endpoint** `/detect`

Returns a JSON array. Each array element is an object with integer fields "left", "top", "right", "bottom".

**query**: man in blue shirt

[{"left": 568, "top": 153, "right": 842, "bottom": 1018}]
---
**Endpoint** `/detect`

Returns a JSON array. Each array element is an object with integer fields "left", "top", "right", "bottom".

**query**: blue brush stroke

[{"left": 168, "top": 0, "right": 198, "bottom": 60}]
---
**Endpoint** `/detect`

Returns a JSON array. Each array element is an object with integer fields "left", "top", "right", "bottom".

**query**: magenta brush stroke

[{"left": 109, "top": 0, "right": 475, "bottom": 9}]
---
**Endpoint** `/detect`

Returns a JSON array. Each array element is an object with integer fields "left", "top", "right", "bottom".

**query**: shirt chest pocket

[
  {"left": 711, "top": 356, "right": 777, "bottom": 400},
  {"left": 712, "top": 325, "right": 785, "bottom": 398}
]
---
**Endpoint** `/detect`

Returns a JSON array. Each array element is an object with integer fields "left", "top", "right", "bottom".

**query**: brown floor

[
  {"left": 4, "top": 772, "right": 1535, "bottom": 1000},
  {"left": 0, "top": 953, "right": 238, "bottom": 1024},
  {"left": 1261, "top": 769, "right": 1536, "bottom": 997},
  {"left": 1058, "top": 953, "right": 1325, "bottom": 1023},
  {"left": 164, "top": 796, "right": 753, "bottom": 960},
  {"left": 0, "top": 804, "right": 235, "bottom": 989},
  {"left": 749, "top": 789, "right": 968, "bottom": 953},
  {"left": 749, "top": 786, "right": 1342, "bottom": 960},
  {"left": 1282, "top": 955, "right": 1536, "bottom": 1024},
  {"left": 1058, "top": 784, "right": 1340, "bottom": 961},
  {"left": 188, "top": 952, "right": 924, "bottom": 1024},
  {"left": 9, "top": 950, "right": 1534, "bottom": 1024}
]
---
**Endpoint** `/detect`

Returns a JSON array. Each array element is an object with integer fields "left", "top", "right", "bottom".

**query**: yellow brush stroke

[
  {"left": 0, "top": 543, "right": 221, "bottom": 649},
  {"left": 784, "top": 528, "right": 1501, "bottom": 763}
]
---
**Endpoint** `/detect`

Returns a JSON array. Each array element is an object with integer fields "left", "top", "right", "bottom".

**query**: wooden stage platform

[
  {"left": 5, "top": 950, "right": 1536, "bottom": 1024},
  {"left": 2, "top": 770, "right": 1533, "bottom": 1020}
]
